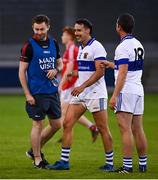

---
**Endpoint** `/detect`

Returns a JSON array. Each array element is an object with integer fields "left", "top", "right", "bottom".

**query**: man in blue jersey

[
  {"left": 19, "top": 14, "right": 62, "bottom": 169},
  {"left": 102, "top": 14, "right": 147, "bottom": 173}
]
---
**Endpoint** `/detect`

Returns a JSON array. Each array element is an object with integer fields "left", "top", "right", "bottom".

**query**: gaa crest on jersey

[{"left": 83, "top": 52, "right": 88, "bottom": 59}]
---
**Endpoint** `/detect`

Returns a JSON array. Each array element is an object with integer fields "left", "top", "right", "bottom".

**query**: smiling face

[
  {"left": 74, "top": 23, "right": 90, "bottom": 44},
  {"left": 32, "top": 22, "right": 50, "bottom": 41}
]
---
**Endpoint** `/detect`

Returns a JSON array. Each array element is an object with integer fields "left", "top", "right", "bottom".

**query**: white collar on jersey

[{"left": 80, "top": 37, "right": 96, "bottom": 49}]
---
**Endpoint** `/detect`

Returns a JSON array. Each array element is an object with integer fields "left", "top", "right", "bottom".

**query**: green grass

[{"left": 0, "top": 94, "right": 158, "bottom": 179}]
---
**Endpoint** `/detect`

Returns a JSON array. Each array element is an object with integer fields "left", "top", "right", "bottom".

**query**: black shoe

[
  {"left": 115, "top": 166, "right": 133, "bottom": 173},
  {"left": 26, "top": 148, "right": 34, "bottom": 160},
  {"left": 34, "top": 161, "right": 47, "bottom": 169},
  {"left": 26, "top": 148, "right": 49, "bottom": 165}
]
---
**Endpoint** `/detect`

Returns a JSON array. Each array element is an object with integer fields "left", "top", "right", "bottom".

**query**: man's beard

[{"left": 36, "top": 34, "right": 46, "bottom": 41}]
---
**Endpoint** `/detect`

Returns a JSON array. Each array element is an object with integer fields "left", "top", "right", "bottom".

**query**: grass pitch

[{"left": 0, "top": 94, "right": 158, "bottom": 179}]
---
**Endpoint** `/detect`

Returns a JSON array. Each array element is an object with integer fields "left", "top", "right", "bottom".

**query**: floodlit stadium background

[{"left": 0, "top": 0, "right": 158, "bottom": 93}]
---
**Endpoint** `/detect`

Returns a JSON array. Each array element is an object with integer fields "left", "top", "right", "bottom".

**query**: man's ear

[
  {"left": 117, "top": 24, "right": 122, "bottom": 31},
  {"left": 85, "top": 27, "right": 90, "bottom": 35},
  {"left": 47, "top": 25, "right": 50, "bottom": 31}
]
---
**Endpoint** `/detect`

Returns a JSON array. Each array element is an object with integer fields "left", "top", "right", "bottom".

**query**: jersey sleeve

[
  {"left": 20, "top": 41, "right": 33, "bottom": 63},
  {"left": 93, "top": 42, "right": 107, "bottom": 61},
  {"left": 54, "top": 40, "right": 61, "bottom": 59},
  {"left": 115, "top": 45, "right": 129, "bottom": 65}
]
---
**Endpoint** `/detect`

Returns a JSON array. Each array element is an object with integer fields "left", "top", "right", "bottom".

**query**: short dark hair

[
  {"left": 117, "top": 13, "right": 135, "bottom": 33},
  {"left": 75, "top": 18, "right": 93, "bottom": 34},
  {"left": 32, "top": 14, "right": 50, "bottom": 26}
]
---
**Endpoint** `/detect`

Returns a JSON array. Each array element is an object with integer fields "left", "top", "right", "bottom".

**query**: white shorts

[
  {"left": 60, "top": 87, "right": 74, "bottom": 103},
  {"left": 115, "top": 93, "right": 144, "bottom": 115},
  {"left": 70, "top": 96, "right": 107, "bottom": 112}
]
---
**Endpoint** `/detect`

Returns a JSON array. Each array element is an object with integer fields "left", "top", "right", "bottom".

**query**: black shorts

[{"left": 25, "top": 93, "right": 61, "bottom": 121}]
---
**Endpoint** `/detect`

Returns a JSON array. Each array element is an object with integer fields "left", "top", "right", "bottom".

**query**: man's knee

[
  {"left": 49, "top": 120, "right": 61, "bottom": 131},
  {"left": 97, "top": 124, "right": 110, "bottom": 135},
  {"left": 32, "top": 120, "right": 43, "bottom": 129},
  {"left": 63, "top": 118, "right": 73, "bottom": 131}
]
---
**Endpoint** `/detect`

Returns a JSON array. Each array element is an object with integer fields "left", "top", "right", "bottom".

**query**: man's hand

[
  {"left": 47, "top": 69, "right": 58, "bottom": 79},
  {"left": 109, "top": 95, "right": 117, "bottom": 110},
  {"left": 71, "top": 85, "right": 85, "bottom": 96},
  {"left": 100, "top": 60, "right": 110, "bottom": 68},
  {"left": 26, "top": 94, "right": 36, "bottom": 105},
  {"left": 100, "top": 60, "right": 115, "bottom": 69}
]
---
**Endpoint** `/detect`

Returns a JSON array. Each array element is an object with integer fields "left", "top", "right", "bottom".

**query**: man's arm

[
  {"left": 109, "top": 64, "right": 128, "bottom": 110},
  {"left": 59, "top": 45, "right": 77, "bottom": 89},
  {"left": 19, "top": 61, "right": 35, "bottom": 105},
  {"left": 71, "top": 60, "right": 105, "bottom": 96},
  {"left": 59, "top": 59, "right": 74, "bottom": 90}
]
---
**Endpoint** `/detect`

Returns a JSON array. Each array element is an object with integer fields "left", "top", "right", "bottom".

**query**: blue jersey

[{"left": 27, "top": 37, "right": 58, "bottom": 95}]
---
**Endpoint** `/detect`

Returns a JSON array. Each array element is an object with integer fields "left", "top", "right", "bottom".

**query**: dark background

[
  {"left": 0, "top": 0, "right": 157, "bottom": 43},
  {"left": 0, "top": 0, "right": 157, "bottom": 93}
]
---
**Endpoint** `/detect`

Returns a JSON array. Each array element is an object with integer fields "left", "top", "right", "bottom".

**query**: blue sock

[{"left": 61, "top": 147, "right": 70, "bottom": 162}]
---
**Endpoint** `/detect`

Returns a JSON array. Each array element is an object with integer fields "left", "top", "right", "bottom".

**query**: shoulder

[
  {"left": 21, "top": 40, "right": 32, "bottom": 55},
  {"left": 91, "top": 40, "right": 106, "bottom": 54},
  {"left": 91, "top": 40, "right": 104, "bottom": 48},
  {"left": 134, "top": 38, "right": 144, "bottom": 49},
  {"left": 91, "top": 40, "right": 106, "bottom": 53},
  {"left": 49, "top": 38, "right": 59, "bottom": 46},
  {"left": 116, "top": 41, "right": 129, "bottom": 52}
]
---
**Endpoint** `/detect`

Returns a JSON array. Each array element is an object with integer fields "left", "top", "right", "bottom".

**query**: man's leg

[
  {"left": 61, "top": 100, "right": 96, "bottom": 132},
  {"left": 60, "top": 93, "right": 98, "bottom": 142},
  {"left": 60, "top": 100, "right": 69, "bottom": 125},
  {"left": 62, "top": 104, "right": 86, "bottom": 147},
  {"left": 31, "top": 120, "right": 43, "bottom": 165},
  {"left": 78, "top": 115, "right": 92, "bottom": 128},
  {"left": 116, "top": 112, "right": 133, "bottom": 172},
  {"left": 132, "top": 115, "right": 147, "bottom": 172},
  {"left": 47, "top": 104, "right": 86, "bottom": 170},
  {"left": 92, "top": 110, "right": 114, "bottom": 171},
  {"left": 40, "top": 118, "right": 61, "bottom": 148}
]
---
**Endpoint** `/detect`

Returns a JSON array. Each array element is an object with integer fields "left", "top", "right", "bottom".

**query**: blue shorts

[{"left": 25, "top": 93, "right": 61, "bottom": 121}]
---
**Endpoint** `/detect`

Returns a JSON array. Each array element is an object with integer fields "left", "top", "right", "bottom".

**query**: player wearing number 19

[{"left": 102, "top": 13, "right": 147, "bottom": 173}]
